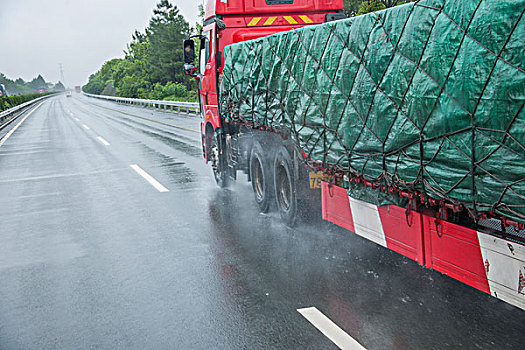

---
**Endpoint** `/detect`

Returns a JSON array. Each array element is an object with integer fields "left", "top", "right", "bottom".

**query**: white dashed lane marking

[
  {"left": 298, "top": 307, "right": 366, "bottom": 350},
  {"left": 130, "top": 164, "right": 169, "bottom": 193},
  {"left": 97, "top": 136, "right": 110, "bottom": 146}
]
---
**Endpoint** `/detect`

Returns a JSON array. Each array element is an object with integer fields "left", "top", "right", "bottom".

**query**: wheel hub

[
  {"left": 278, "top": 165, "right": 291, "bottom": 211},
  {"left": 253, "top": 159, "right": 264, "bottom": 199}
]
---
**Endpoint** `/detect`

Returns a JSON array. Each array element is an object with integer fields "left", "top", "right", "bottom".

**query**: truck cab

[{"left": 184, "top": 0, "right": 344, "bottom": 162}]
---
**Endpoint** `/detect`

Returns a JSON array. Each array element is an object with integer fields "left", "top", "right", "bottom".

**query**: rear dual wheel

[
  {"left": 274, "top": 147, "right": 298, "bottom": 227},
  {"left": 250, "top": 141, "right": 299, "bottom": 227},
  {"left": 250, "top": 141, "right": 273, "bottom": 213}
]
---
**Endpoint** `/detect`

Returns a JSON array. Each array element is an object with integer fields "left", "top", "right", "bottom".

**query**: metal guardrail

[
  {"left": 0, "top": 94, "right": 57, "bottom": 129},
  {"left": 83, "top": 92, "right": 200, "bottom": 115},
  {"left": 0, "top": 94, "right": 55, "bottom": 119}
]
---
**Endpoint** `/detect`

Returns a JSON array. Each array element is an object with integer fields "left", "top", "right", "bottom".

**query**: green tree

[
  {"left": 1, "top": 73, "right": 53, "bottom": 95},
  {"left": 344, "top": 0, "right": 413, "bottom": 16},
  {"left": 54, "top": 81, "right": 65, "bottom": 91},
  {"left": 357, "top": 0, "right": 386, "bottom": 15},
  {"left": 145, "top": 0, "right": 192, "bottom": 86},
  {"left": 118, "top": 75, "right": 151, "bottom": 98},
  {"left": 83, "top": 74, "right": 105, "bottom": 94},
  {"left": 83, "top": 58, "right": 125, "bottom": 95},
  {"left": 380, "top": 0, "right": 408, "bottom": 7},
  {"left": 87, "top": 0, "right": 196, "bottom": 100},
  {"left": 343, "top": 0, "right": 361, "bottom": 17},
  {"left": 27, "top": 75, "right": 46, "bottom": 90},
  {"left": 195, "top": 4, "right": 205, "bottom": 34}
]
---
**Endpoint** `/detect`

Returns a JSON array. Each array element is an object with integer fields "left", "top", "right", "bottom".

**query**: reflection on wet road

[{"left": 0, "top": 95, "right": 523, "bottom": 349}]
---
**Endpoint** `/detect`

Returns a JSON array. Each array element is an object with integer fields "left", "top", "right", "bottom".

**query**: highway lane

[{"left": 0, "top": 94, "right": 524, "bottom": 349}]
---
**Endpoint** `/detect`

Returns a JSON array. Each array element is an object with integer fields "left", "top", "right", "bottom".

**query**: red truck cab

[{"left": 184, "top": 0, "right": 344, "bottom": 162}]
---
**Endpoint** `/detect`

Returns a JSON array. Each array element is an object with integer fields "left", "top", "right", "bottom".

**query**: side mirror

[
  {"left": 184, "top": 64, "right": 199, "bottom": 80},
  {"left": 183, "top": 39, "right": 195, "bottom": 64}
]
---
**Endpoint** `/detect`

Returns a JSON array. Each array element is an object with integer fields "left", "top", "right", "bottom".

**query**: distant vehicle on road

[
  {"left": 66, "top": 91, "right": 72, "bottom": 98},
  {"left": 75, "top": 86, "right": 81, "bottom": 93},
  {"left": 0, "top": 84, "right": 6, "bottom": 96}
]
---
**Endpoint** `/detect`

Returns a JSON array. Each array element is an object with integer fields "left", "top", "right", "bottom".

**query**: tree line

[
  {"left": 83, "top": 0, "right": 413, "bottom": 101},
  {"left": 344, "top": 0, "right": 415, "bottom": 16},
  {"left": 0, "top": 73, "right": 64, "bottom": 96},
  {"left": 83, "top": 0, "right": 196, "bottom": 102},
  {"left": 0, "top": 92, "right": 55, "bottom": 113}
]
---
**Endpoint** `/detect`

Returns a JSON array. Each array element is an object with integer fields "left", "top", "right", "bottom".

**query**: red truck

[{"left": 184, "top": 0, "right": 525, "bottom": 310}]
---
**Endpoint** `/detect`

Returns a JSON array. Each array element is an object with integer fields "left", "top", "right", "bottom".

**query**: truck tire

[
  {"left": 274, "top": 147, "right": 298, "bottom": 227},
  {"left": 210, "top": 131, "right": 230, "bottom": 188},
  {"left": 250, "top": 141, "right": 273, "bottom": 213}
]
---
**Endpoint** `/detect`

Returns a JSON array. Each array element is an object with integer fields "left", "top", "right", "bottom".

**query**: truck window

[{"left": 200, "top": 31, "right": 212, "bottom": 75}]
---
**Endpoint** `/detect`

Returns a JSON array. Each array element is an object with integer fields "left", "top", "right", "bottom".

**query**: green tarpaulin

[{"left": 220, "top": 0, "right": 525, "bottom": 223}]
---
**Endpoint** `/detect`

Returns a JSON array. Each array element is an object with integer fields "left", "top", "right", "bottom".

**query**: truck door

[{"left": 199, "top": 29, "right": 217, "bottom": 119}]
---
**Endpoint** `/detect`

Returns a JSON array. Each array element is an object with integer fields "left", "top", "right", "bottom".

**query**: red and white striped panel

[
  {"left": 322, "top": 183, "right": 525, "bottom": 310},
  {"left": 423, "top": 217, "right": 525, "bottom": 310},
  {"left": 478, "top": 233, "right": 525, "bottom": 309},
  {"left": 322, "top": 183, "right": 424, "bottom": 264}
]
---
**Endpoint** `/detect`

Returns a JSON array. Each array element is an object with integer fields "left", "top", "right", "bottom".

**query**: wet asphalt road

[{"left": 0, "top": 95, "right": 524, "bottom": 350}]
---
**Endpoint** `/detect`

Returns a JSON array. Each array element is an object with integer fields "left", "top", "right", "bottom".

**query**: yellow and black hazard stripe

[{"left": 247, "top": 15, "right": 314, "bottom": 27}]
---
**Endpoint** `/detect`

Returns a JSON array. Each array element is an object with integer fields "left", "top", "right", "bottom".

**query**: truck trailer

[{"left": 184, "top": 0, "right": 525, "bottom": 310}]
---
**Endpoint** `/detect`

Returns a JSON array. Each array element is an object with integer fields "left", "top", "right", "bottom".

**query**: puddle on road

[
  {"left": 73, "top": 101, "right": 202, "bottom": 157},
  {"left": 139, "top": 145, "right": 199, "bottom": 186},
  {"left": 104, "top": 112, "right": 202, "bottom": 157},
  {"left": 142, "top": 129, "right": 202, "bottom": 158},
  {"left": 164, "top": 163, "right": 196, "bottom": 184}
]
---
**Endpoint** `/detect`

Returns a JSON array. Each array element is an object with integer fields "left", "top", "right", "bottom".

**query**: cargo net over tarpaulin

[{"left": 220, "top": 0, "right": 525, "bottom": 225}]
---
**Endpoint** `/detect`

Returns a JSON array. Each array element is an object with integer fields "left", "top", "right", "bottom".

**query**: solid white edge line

[
  {"left": 82, "top": 124, "right": 90, "bottom": 130},
  {"left": 97, "top": 136, "right": 110, "bottom": 146},
  {"left": 298, "top": 307, "right": 366, "bottom": 350},
  {"left": 0, "top": 102, "right": 44, "bottom": 148},
  {"left": 130, "top": 164, "right": 169, "bottom": 193}
]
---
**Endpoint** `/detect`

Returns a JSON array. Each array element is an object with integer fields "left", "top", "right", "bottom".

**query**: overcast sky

[{"left": 0, "top": 0, "right": 201, "bottom": 87}]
